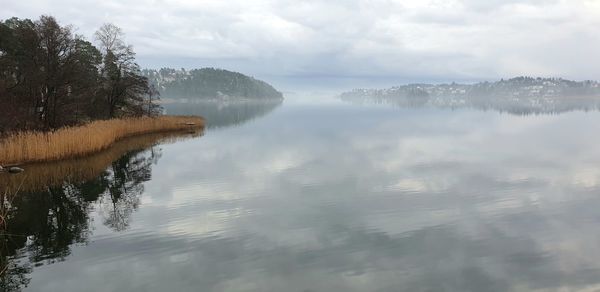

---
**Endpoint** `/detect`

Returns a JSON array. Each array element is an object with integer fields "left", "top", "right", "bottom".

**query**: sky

[{"left": 2, "top": 0, "right": 600, "bottom": 88}]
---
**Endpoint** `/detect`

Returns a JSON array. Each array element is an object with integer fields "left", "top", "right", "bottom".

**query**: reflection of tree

[
  {"left": 0, "top": 182, "right": 93, "bottom": 291},
  {"left": 101, "top": 148, "right": 159, "bottom": 231},
  {"left": 163, "top": 100, "right": 282, "bottom": 129},
  {"left": 0, "top": 256, "right": 30, "bottom": 292},
  {"left": 0, "top": 129, "right": 200, "bottom": 193},
  {"left": 0, "top": 146, "right": 161, "bottom": 290}
]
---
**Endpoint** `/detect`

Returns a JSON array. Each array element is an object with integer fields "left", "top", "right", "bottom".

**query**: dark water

[{"left": 3, "top": 97, "right": 600, "bottom": 291}]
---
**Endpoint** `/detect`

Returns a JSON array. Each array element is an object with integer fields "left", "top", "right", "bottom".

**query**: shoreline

[
  {"left": 0, "top": 129, "right": 203, "bottom": 192},
  {"left": 0, "top": 115, "right": 204, "bottom": 166}
]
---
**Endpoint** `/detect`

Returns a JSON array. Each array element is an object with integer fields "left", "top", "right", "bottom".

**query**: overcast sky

[{"left": 3, "top": 0, "right": 600, "bottom": 87}]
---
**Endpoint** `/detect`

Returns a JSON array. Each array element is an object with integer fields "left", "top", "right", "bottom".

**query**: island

[
  {"left": 340, "top": 77, "right": 600, "bottom": 114},
  {"left": 142, "top": 67, "right": 284, "bottom": 100}
]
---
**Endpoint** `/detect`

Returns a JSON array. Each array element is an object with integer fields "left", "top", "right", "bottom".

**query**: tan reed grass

[
  {"left": 0, "top": 129, "right": 203, "bottom": 192},
  {"left": 0, "top": 116, "right": 204, "bottom": 165}
]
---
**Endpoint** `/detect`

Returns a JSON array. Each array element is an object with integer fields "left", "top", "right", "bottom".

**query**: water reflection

[
  {"left": 5, "top": 100, "right": 600, "bottom": 291},
  {"left": 0, "top": 131, "right": 201, "bottom": 290},
  {"left": 162, "top": 99, "right": 283, "bottom": 129},
  {"left": 340, "top": 92, "right": 600, "bottom": 115},
  {"left": 0, "top": 130, "right": 202, "bottom": 192}
]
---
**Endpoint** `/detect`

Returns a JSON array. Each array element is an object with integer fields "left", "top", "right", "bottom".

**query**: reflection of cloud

[
  {"left": 23, "top": 103, "right": 600, "bottom": 291},
  {"left": 383, "top": 178, "right": 428, "bottom": 193},
  {"left": 31, "top": 216, "right": 600, "bottom": 291}
]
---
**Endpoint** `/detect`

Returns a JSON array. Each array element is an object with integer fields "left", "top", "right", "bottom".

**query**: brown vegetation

[
  {"left": 0, "top": 128, "right": 202, "bottom": 192},
  {"left": 0, "top": 116, "right": 204, "bottom": 165}
]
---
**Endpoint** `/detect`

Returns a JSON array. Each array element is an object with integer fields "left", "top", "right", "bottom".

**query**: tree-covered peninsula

[
  {"left": 142, "top": 68, "right": 283, "bottom": 100},
  {"left": 0, "top": 15, "right": 204, "bottom": 166}
]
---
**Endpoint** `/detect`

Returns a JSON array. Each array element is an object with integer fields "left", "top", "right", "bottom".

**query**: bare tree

[
  {"left": 94, "top": 23, "right": 125, "bottom": 53},
  {"left": 146, "top": 83, "right": 161, "bottom": 116},
  {"left": 94, "top": 23, "right": 150, "bottom": 118}
]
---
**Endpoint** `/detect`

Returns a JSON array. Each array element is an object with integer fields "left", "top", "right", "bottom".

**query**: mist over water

[
  {"left": 162, "top": 99, "right": 283, "bottom": 129},
  {"left": 4, "top": 93, "right": 600, "bottom": 291},
  {"left": 3, "top": 1, "right": 600, "bottom": 290}
]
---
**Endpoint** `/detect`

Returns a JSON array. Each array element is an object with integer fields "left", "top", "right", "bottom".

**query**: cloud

[{"left": 2, "top": 0, "right": 600, "bottom": 85}]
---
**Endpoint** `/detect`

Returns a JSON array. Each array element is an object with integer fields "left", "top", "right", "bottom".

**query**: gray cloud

[{"left": 3, "top": 0, "right": 599, "bottom": 87}]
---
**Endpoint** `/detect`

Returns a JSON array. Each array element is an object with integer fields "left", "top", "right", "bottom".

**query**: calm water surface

[{"left": 3, "top": 97, "right": 600, "bottom": 291}]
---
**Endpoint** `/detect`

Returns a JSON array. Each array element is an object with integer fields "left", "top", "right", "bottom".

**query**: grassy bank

[
  {"left": 0, "top": 129, "right": 202, "bottom": 192},
  {"left": 0, "top": 116, "right": 204, "bottom": 165}
]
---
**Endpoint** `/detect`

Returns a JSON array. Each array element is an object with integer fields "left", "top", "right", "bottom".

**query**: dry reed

[
  {"left": 0, "top": 129, "right": 203, "bottom": 192},
  {"left": 0, "top": 116, "right": 204, "bottom": 165}
]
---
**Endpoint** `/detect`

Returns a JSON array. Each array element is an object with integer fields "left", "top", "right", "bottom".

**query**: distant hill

[
  {"left": 340, "top": 77, "right": 600, "bottom": 114},
  {"left": 142, "top": 68, "right": 283, "bottom": 100}
]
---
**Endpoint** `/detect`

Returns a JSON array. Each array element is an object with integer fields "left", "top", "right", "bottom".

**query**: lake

[{"left": 3, "top": 96, "right": 600, "bottom": 291}]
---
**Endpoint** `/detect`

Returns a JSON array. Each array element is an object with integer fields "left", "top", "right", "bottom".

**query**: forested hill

[
  {"left": 340, "top": 77, "right": 600, "bottom": 114},
  {"left": 142, "top": 68, "right": 283, "bottom": 100},
  {"left": 342, "top": 77, "right": 600, "bottom": 101}
]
